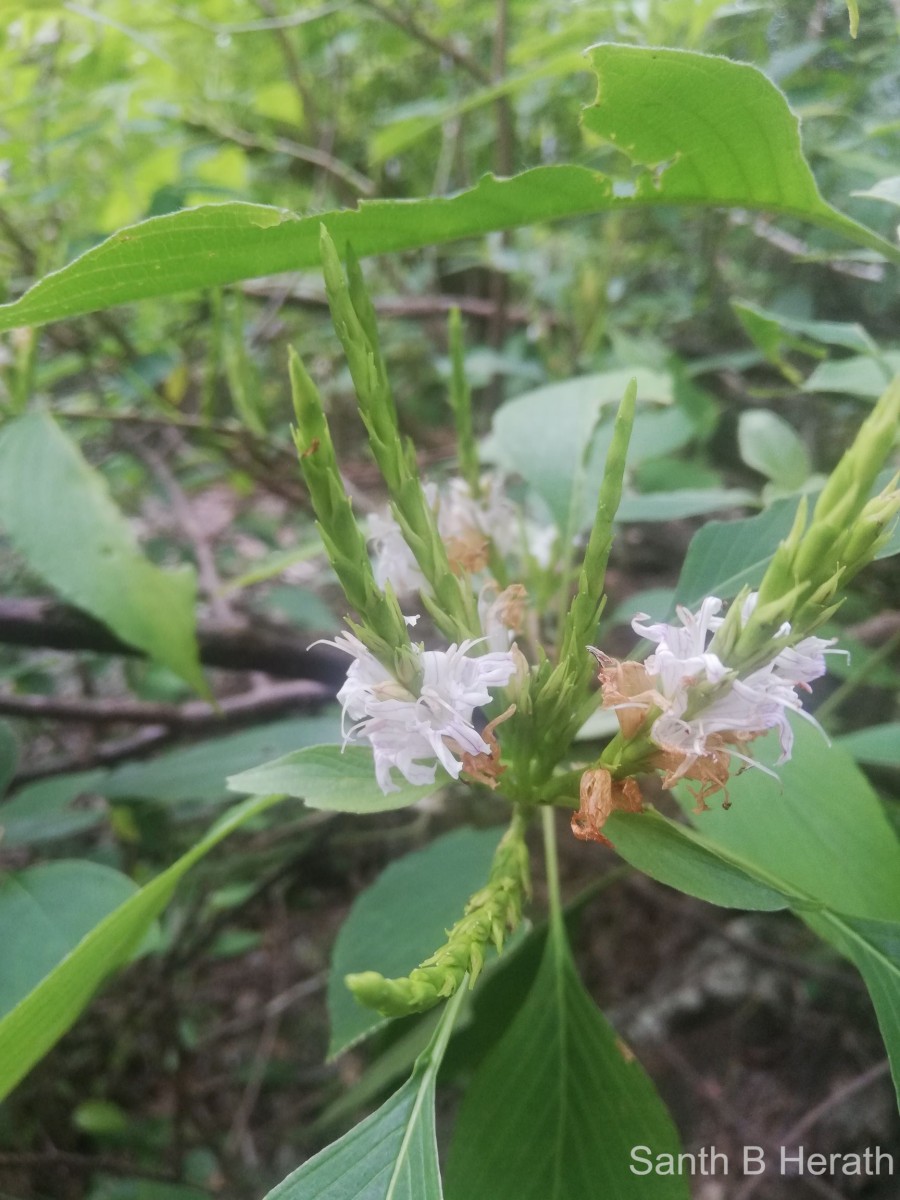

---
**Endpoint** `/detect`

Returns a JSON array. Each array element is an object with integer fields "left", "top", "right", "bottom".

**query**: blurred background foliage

[{"left": 0, "top": 2, "right": 899, "bottom": 1199}]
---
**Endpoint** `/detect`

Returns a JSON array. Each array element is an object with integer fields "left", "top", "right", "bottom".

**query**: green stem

[
  {"left": 816, "top": 627, "right": 900, "bottom": 726},
  {"left": 541, "top": 805, "right": 564, "bottom": 936}
]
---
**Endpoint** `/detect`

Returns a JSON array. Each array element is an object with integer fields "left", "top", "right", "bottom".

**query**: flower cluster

[
  {"left": 599, "top": 592, "right": 835, "bottom": 804},
  {"left": 323, "top": 630, "right": 518, "bottom": 793}
]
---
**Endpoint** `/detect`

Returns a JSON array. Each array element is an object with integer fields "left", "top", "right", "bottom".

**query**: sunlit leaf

[{"left": 0, "top": 47, "right": 895, "bottom": 331}]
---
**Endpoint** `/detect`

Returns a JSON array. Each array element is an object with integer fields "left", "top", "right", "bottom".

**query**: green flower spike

[
  {"left": 346, "top": 809, "right": 531, "bottom": 1018},
  {"left": 288, "top": 347, "right": 412, "bottom": 674},
  {"left": 318, "top": 227, "right": 481, "bottom": 646},
  {"left": 711, "top": 374, "right": 900, "bottom": 669},
  {"left": 530, "top": 378, "right": 637, "bottom": 778}
]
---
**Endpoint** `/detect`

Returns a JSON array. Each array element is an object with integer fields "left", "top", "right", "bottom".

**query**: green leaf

[
  {"left": 445, "top": 918, "right": 688, "bottom": 1200},
  {"left": 0, "top": 770, "right": 107, "bottom": 848},
  {"left": 679, "top": 719, "right": 900, "bottom": 923},
  {"left": 661, "top": 719, "right": 900, "bottom": 1099},
  {"left": 836, "top": 724, "right": 900, "bottom": 769},
  {"left": 0, "top": 721, "right": 18, "bottom": 798},
  {"left": 737, "top": 410, "right": 811, "bottom": 489},
  {"left": 673, "top": 465, "right": 900, "bottom": 608},
  {"left": 616, "top": 487, "right": 755, "bottom": 523},
  {"left": 0, "top": 717, "right": 341, "bottom": 847},
  {"left": 846, "top": 0, "right": 860, "bottom": 37},
  {"left": 265, "top": 984, "right": 465, "bottom": 1200},
  {"left": 805, "top": 911, "right": 900, "bottom": 1103},
  {"left": 605, "top": 810, "right": 790, "bottom": 912},
  {"left": 732, "top": 299, "right": 879, "bottom": 379},
  {"left": 579, "top": 45, "right": 887, "bottom": 251},
  {"left": 673, "top": 499, "right": 799, "bottom": 607},
  {"left": 104, "top": 714, "right": 340, "bottom": 806},
  {"left": 0, "top": 791, "right": 286, "bottom": 1100},
  {"left": 227, "top": 744, "right": 444, "bottom": 813},
  {"left": 0, "top": 861, "right": 138, "bottom": 1018},
  {"left": 802, "top": 352, "right": 900, "bottom": 398},
  {"left": 854, "top": 176, "right": 900, "bottom": 210},
  {"left": 1, "top": 48, "right": 895, "bottom": 332},
  {"left": 0, "top": 413, "right": 205, "bottom": 693},
  {"left": 328, "top": 827, "right": 503, "bottom": 1058},
  {"left": 489, "top": 368, "right": 678, "bottom": 528}
]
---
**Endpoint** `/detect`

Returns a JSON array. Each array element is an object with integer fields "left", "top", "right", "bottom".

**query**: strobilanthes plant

[{"left": 286, "top": 226, "right": 900, "bottom": 1024}]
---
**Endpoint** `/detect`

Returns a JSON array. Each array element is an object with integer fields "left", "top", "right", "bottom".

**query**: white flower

[
  {"left": 323, "top": 630, "right": 518, "bottom": 793},
  {"left": 367, "top": 507, "right": 426, "bottom": 594},
  {"left": 631, "top": 594, "right": 835, "bottom": 777},
  {"left": 366, "top": 473, "right": 554, "bottom": 595}
]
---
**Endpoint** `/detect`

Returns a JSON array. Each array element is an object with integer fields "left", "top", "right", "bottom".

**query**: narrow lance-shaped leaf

[
  {"left": 0, "top": 792, "right": 287, "bottom": 1100},
  {"left": 0, "top": 46, "right": 896, "bottom": 332},
  {"left": 263, "top": 977, "right": 468, "bottom": 1200}
]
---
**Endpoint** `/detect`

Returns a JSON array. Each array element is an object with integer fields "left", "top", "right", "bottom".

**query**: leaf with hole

[{"left": 0, "top": 47, "right": 895, "bottom": 331}]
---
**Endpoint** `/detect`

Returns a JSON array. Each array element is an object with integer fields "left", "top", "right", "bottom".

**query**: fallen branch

[
  {"left": 0, "top": 678, "right": 331, "bottom": 729},
  {"left": 0, "top": 598, "right": 344, "bottom": 684}
]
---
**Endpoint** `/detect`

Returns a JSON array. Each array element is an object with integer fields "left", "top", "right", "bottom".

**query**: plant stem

[
  {"left": 816, "top": 627, "right": 900, "bottom": 725},
  {"left": 541, "top": 805, "right": 564, "bottom": 936}
]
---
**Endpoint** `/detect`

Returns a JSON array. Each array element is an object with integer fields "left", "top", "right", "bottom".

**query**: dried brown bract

[
  {"left": 571, "top": 767, "right": 643, "bottom": 847},
  {"left": 458, "top": 704, "right": 516, "bottom": 789},
  {"left": 588, "top": 648, "right": 664, "bottom": 739}
]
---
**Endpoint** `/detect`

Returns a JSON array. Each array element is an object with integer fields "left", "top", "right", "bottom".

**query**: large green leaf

[
  {"left": 488, "top": 368, "right": 684, "bottom": 528},
  {"left": 606, "top": 810, "right": 789, "bottom": 911},
  {"left": 0, "top": 47, "right": 895, "bottom": 332},
  {"left": 836, "top": 723, "right": 900, "bottom": 769},
  {"left": 674, "top": 719, "right": 900, "bottom": 1099},
  {"left": 0, "top": 412, "right": 204, "bottom": 693},
  {"left": 0, "top": 861, "right": 138, "bottom": 1018},
  {"left": 328, "top": 827, "right": 503, "bottom": 1058},
  {"left": 0, "top": 791, "right": 286, "bottom": 1100},
  {"left": 445, "top": 914, "right": 688, "bottom": 1200},
  {"left": 227, "top": 744, "right": 445, "bottom": 813},
  {"left": 265, "top": 984, "right": 465, "bottom": 1200},
  {"left": 680, "top": 720, "right": 900, "bottom": 922},
  {"left": 673, "top": 500, "right": 799, "bottom": 607},
  {"left": 806, "top": 911, "right": 900, "bottom": 1104}
]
